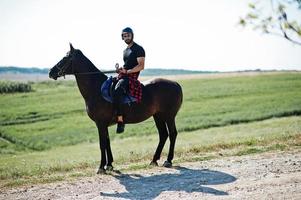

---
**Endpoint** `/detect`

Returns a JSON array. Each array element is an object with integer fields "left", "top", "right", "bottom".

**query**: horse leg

[
  {"left": 96, "top": 122, "right": 109, "bottom": 174},
  {"left": 163, "top": 118, "right": 178, "bottom": 168},
  {"left": 150, "top": 115, "right": 168, "bottom": 166},
  {"left": 106, "top": 135, "right": 114, "bottom": 171}
]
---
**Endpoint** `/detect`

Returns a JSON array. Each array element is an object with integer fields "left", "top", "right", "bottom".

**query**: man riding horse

[
  {"left": 113, "top": 27, "right": 145, "bottom": 133},
  {"left": 49, "top": 40, "right": 182, "bottom": 172}
]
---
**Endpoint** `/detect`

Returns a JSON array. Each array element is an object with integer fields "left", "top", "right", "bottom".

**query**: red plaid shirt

[{"left": 118, "top": 72, "right": 142, "bottom": 103}]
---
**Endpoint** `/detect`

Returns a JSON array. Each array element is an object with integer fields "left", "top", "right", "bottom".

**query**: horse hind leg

[
  {"left": 151, "top": 115, "right": 168, "bottom": 166},
  {"left": 163, "top": 118, "right": 178, "bottom": 168}
]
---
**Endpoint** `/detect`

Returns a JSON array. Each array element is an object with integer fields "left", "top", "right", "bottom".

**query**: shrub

[{"left": 0, "top": 81, "right": 33, "bottom": 94}]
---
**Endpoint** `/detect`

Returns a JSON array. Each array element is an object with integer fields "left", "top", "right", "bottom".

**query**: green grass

[
  {"left": 0, "top": 72, "right": 301, "bottom": 187},
  {"left": 179, "top": 73, "right": 301, "bottom": 130},
  {"left": 0, "top": 72, "right": 300, "bottom": 153},
  {"left": 0, "top": 116, "right": 300, "bottom": 187}
]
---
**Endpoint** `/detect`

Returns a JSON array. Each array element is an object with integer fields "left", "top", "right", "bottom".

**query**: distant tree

[{"left": 239, "top": 0, "right": 301, "bottom": 45}]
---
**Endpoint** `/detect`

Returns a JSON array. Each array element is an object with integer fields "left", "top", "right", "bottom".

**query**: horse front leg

[
  {"left": 96, "top": 122, "right": 112, "bottom": 174},
  {"left": 106, "top": 134, "right": 114, "bottom": 171}
]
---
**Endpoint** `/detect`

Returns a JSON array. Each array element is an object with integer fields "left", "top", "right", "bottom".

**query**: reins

[
  {"left": 56, "top": 62, "right": 116, "bottom": 77},
  {"left": 55, "top": 50, "right": 117, "bottom": 77},
  {"left": 73, "top": 70, "right": 117, "bottom": 75}
]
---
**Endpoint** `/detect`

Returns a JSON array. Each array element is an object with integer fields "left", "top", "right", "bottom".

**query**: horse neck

[{"left": 73, "top": 53, "right": 107, "bottom": 101}]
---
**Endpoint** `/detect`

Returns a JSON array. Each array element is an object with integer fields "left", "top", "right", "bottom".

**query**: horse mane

[{"left": 75, "top": 49, "right": 108, "bottom": 82}]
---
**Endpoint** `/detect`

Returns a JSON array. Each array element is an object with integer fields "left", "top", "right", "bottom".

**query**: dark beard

[{"left": 125, "top": 38, "right": 133, "bottom": 45}]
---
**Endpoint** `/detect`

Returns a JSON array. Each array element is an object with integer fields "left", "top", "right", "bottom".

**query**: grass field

[{"left": 0, "top": 72, "right": 301, "bottom": 187}]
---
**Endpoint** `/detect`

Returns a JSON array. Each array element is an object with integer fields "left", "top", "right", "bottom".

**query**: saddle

[{"left": 101, "top": 76, "right": 137, "bottom": 104}]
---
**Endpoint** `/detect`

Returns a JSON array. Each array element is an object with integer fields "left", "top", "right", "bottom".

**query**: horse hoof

[
  {"left": 106, "top": 166, "right": 114, "bottom": 171},
  {"left": 163, "top": 161, "right": 172, "bottom": 168},
  {"left": 97, "top": 168, "right": 106, "bottom": 174},
  {"left": 150, "top": 161, "right": 158, "bottom": 166}
]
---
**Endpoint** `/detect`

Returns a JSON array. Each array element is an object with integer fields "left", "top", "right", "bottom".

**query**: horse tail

[{"left": 174, "top": 82, "right": 183, "bottom": 115}]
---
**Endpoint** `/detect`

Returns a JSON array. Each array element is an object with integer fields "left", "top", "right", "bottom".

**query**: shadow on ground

[{"left": 100, "top": 166, "right": 236, "bottom": 199}]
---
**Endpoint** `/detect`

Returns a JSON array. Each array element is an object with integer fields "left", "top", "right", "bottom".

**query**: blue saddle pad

[{"left": 101, "top": 76, "right": 137, "bottom": 103}]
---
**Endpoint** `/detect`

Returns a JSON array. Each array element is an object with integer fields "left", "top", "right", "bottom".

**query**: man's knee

[{"left": 115, "top": 79, "right": 128, "bottom": 94}]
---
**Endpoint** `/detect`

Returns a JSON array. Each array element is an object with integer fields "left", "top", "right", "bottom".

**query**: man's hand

[
  {"left": 115, "top": 63, "right": 127, "bottom": 74},
  {"left": 119, "top": 67, "right": 126, "bottom": 74},
  {"left": 117, "top": 67, "right": 127, "bottom": 74}
]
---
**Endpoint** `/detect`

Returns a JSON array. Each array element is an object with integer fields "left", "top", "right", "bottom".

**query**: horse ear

[{"left": 69, "top": 43, "right": 74, "bottom": 52}]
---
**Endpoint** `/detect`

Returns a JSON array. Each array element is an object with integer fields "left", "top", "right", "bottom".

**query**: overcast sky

[{"left": 0, "top": 0, "right": 300, "bottom": 72}]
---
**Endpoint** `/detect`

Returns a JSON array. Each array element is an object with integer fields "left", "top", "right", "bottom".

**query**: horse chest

[{"left": 85, "top": 100, "right": 111, "bottom": 122}]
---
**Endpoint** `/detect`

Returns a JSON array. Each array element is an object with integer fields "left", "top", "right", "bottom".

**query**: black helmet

[{"left": 121, "top": 27, "right": 134, "bottom": 38}]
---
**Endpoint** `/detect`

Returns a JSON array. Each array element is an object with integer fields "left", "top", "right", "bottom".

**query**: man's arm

[
  {"left": 127, "top": 57, "right": 145, "bottom": 74},
  {"left": 119, "top": 57, "right": 145, "bottom": 74}
]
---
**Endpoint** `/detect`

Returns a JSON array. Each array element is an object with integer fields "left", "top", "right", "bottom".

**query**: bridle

[{"left": 54, "top": 52, "right": 74, "bottom": 78}]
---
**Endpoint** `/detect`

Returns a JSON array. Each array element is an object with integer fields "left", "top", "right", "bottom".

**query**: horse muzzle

[{"left": 49, "top": 69, "right": 58, "bottom": 80}]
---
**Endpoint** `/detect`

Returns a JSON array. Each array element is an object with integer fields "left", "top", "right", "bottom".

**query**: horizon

[
  {"left": 1, "top": 65, "right": 300, "bottom": 74},
  {"left": 0, "top": 0, "right": 301, "bottom": 72}
]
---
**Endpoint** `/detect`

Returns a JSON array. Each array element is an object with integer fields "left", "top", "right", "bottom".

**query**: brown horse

[{"left": 49, "top": 44, "right": 183, "bottom": 173}]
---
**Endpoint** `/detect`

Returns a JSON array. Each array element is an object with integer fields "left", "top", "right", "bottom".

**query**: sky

[{"left": 0, "top": 0, "right": 300, "bottom": 72}]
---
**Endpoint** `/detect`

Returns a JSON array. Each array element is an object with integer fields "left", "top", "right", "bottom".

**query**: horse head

[{"left": 49, "top": 43, "right": 77, "bottom": 80}]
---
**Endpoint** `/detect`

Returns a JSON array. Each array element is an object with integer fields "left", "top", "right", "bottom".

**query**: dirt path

[{"left": 1, "top": 149, "right": 301, "bottom": 200}]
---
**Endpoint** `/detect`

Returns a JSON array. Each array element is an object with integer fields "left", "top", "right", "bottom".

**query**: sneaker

[{"left": 116, "top": 122, "right": 125, "bottom": 134}]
